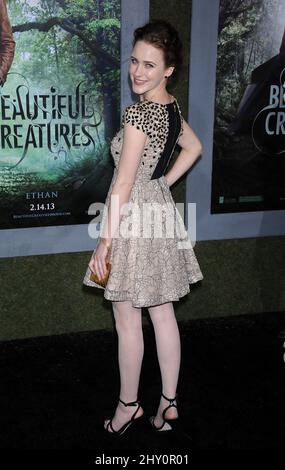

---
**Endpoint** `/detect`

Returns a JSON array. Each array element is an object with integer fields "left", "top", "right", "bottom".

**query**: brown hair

[{"left": 133, "top": 20, "right": 183, "bottom": 85}]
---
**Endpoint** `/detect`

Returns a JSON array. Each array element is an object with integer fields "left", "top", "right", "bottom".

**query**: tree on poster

[{"left": 211, "top": 0, "right": 285, "bottom": 213}]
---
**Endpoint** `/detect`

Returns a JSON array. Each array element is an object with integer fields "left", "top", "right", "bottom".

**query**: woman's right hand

[{"left": 88, "top": 239, "right": 111, "bottom": 280}]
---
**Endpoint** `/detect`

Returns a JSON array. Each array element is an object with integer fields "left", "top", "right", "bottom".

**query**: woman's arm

[
  {"left": 164, "top": 117, "right": 203, "bottom": 188},
  {"left": 100, "top": 117, "right": 148, "bottom": 245},
  {"left": 90, "top": 106, "right": 148, "bottom": 279}
]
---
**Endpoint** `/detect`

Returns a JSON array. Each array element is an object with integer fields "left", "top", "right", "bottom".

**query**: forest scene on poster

[
  {"left": 0, "top": 0, "right": 120, "bottom": 229},
  {"left": 211, "top": 0, "right": 285, "bottom": 213}
]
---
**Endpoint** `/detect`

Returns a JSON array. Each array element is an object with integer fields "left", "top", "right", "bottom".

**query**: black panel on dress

[{"left": 150, "top": 102, "right": 181, "bottom": 180}]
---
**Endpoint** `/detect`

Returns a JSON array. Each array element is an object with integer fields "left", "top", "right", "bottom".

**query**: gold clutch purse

[{"left": 89, "top": 243, "right": 112, "bottom": 288}]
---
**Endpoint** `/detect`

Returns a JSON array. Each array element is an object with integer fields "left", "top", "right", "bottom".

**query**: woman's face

[{"left": 129, "top": 40, "right": 173, "bottom": 97}]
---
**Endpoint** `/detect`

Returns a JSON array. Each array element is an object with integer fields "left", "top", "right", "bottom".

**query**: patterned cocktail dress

[{"left": 83, "top": 98, "right": 203, "bottom": 307}]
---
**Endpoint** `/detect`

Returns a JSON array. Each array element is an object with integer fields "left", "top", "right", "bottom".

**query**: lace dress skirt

[{"left": 82, "top": 171, "right": 204, "bottom": 308}]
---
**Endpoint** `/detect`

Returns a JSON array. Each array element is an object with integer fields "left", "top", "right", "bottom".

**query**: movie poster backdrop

[
  {"left": 211, "top": 0, "right": 285, "bottom": 213},
  {"left": 0, "top": 0, "right": 120, "bottom": 229}
]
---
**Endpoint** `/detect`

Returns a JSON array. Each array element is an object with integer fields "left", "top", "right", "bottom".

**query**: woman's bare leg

[
  {"left": 148, "top": 302, "right": 180, "bottom": 429},
  {"left": 104, "top": 300, "right": 144, "bottom": 431}
]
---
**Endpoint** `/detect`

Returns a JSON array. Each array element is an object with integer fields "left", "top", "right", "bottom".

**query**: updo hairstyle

[{"left": 133, "top": 20, "right": 183, "bottom": 85}]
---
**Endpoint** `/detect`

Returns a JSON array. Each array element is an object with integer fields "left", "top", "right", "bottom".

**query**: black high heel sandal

[
  {"left": 104, "top": 398, "right": 144, "bottom": 436},
  {"left": 149, "top": 392, "right": 179, "bottom": 432}
]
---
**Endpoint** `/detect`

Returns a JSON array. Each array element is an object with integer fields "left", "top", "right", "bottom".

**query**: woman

[{"left": 83, "top": 20, "right": 203, "bottom": 435}]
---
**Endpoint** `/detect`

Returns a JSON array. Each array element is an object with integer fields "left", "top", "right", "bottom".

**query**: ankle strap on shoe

[
  {"left": 162, "top": 392, "right": 177, "bottom": 403},
  {"left": 119, "top": 398, "right": 139, "bottom": 407}
]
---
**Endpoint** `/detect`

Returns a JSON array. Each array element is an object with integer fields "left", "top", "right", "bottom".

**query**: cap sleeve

[{"left": 123, "top": 104, "right": 149, "bottom": 136}]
